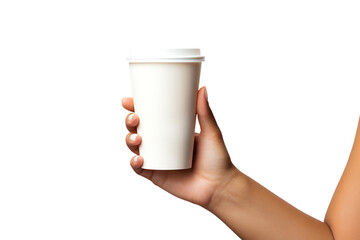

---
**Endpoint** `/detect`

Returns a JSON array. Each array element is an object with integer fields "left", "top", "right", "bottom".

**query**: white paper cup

[{"left": 127, "top": 49, "right": 205, "bottom": 170}]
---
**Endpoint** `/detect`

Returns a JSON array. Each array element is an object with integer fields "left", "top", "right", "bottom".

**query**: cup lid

[{"left": 127, "top": 48, "right": 205, "bottom": 62}]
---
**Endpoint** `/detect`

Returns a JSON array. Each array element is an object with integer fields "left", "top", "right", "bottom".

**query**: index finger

[{"left": 122, "top": 97, "right": 134, "bottom": 112}]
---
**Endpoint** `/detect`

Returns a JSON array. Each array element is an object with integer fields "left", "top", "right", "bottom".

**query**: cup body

[{"left": 128, "top": 49, "right": 204, "bottom": 170}]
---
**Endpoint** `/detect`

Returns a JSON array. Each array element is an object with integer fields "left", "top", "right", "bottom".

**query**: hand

[{"left": 122, "top": 86, "right": 238, "bottom": 207}]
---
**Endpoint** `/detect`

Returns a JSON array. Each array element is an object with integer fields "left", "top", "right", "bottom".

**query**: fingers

[
  {"left": 125, "top": 132, "right": 142, "bottom": 154},
  {"left": 130, "top": 155, "right": 154, "bottom": 180},
  {"left": 130, "top": 155, "right": 143, "bottom": 170},
  {"left": 122, "top": 97, "right": 134, "bottom": 112},
  {"left": 125, "top": 113, "right": 139, "bottom": 132},
  {"left": 123, "top": 99, "right": 140, "bottom": 154},
  {"left": 196, "top": 86, "right": 222, "bottom": 138}
]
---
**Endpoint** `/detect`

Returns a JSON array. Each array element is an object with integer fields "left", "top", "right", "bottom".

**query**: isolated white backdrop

[{"left": 0, "top": 0, "right": 359, "bottom": 239}]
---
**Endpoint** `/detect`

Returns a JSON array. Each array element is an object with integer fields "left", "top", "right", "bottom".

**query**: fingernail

[
  {"left": 133, "top": 156, "right": 139, "bottom": 163},
  {"left": 204, "top": 87, "right": 208, "bottom": 101},
  {"left": 128, "top": 113, "right": 135, "bottom": 121},
  {"left": 130, "top": 134, "right": 137, "bottom": 141}
]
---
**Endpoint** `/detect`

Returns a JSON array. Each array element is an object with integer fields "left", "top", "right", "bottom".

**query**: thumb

[{"left": 197, "top": 86, "right": 222, "bottom": 137}]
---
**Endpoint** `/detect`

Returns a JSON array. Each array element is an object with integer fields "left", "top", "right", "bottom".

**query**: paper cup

[{"left": 127, "top": 49, "right": 205, "bottom": 170}]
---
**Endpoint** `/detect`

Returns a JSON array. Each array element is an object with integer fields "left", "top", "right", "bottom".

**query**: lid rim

[
  {"left": 127, "top": 55, "right": 205, "bottom": 59},
  {"left": 128, "top": 48, "right": 204, "bottom": 61},
  {"left": 127, "top": 58, "right": 205, "bottom": 63}
]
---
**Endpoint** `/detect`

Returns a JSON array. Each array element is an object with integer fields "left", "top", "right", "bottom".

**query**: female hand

[{"left": 122, "top": 86, "right": 238, "bottom": 207}]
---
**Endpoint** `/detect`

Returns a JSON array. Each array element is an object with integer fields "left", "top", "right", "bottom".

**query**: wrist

[{"left": 204, "top": 165, "right": 249, "bottom": 212}]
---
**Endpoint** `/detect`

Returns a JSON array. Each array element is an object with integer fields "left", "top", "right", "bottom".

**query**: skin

[
  {"left": 324, "top": 117, "right": 360, "bottom": 239},
  {"left": 122, "top": 86, "right": 360, "bottom": 239}
]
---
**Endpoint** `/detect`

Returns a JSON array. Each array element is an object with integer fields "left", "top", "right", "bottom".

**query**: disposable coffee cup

[{"left": 127, "top": 49, "right": 205, "bottom": 170}]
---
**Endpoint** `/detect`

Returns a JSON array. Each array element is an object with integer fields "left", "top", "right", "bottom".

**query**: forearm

[
  {"left": 325, "top": 117, "right": 360, "bottom": 239},
  {"left": 206, "top": 168, "right": 334, "bottom": 240}
]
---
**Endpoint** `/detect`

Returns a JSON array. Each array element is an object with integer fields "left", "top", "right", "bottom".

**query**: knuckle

[
  {"left": 216, "top": 130, "right": 224, "bottom": 140},
  {"left": 208, "top": 130, "right": 224, "bottom": 144}
]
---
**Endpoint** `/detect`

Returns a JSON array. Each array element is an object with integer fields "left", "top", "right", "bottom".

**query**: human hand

[{"left": 122, "top": 86, "right": 238, "bottom": 208}]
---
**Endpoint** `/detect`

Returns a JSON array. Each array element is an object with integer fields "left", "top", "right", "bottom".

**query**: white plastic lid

[{"left": 127, "top": 48, "right": 205, "bottom": 62}]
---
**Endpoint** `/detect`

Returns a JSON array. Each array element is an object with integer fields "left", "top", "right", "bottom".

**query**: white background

[{"left": 0, "top": 0, "right": 359, "bottom": 239}]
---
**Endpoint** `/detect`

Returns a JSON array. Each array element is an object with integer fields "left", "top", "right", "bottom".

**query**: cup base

[{"left": 141, "top": 165, "right": 192, "bottom": 170}]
